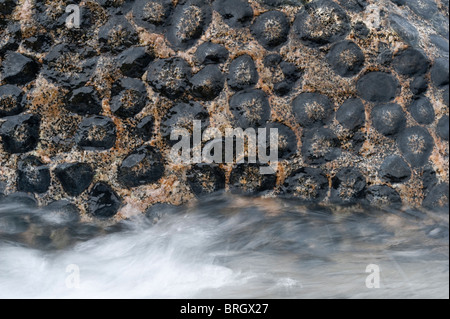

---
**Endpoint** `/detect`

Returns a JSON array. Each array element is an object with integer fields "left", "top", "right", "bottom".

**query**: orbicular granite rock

[{"left": 0, "top": 0, "right": 448, "bottom": 219}]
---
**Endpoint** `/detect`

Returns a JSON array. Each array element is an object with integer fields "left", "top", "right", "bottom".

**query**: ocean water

[{"left": 0, "top": 194, "right": 448, "bottom": 299}]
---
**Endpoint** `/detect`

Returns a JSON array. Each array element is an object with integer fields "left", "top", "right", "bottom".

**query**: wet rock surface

[{"left": 0, "top": 0, "right": 448, "bottom": 218}]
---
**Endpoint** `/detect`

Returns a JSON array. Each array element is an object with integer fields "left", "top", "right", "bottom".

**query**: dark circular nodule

[
  {"left": 436, "top": 115, "right": 449, "bottom": 141},
  {"left": 191, "top": 65, "right": 225, "bottom": 100},
  {"left": 280, "top": 167, "right": 328, "bottom": 202},
  {"left": 430, "top": 58, "right": 449, "bottom": 88},
  {"left": 43, "top": 200, "right": 80, "bottom": 225},
  {"left": 87, "top": 182, "right": 121, "bottom": 219},
  {"left": 213, "top": 0, "right": 253, "bottom": 28},
  {"left": 264, "top": 122, "right": 298, "bottom": 159},
  {"left": 17, "top": 156, "right": 51, "bottom": 194},
  {"left": 229, "top": 163, "right": 277, "bottom": 195},
  {"left": 146, "top": 57, "right": 191, "bottom": 99},
  {"left": 117, "top": 46, "right": 153, "bottom": 78},
  {"left": 98, "top": 16, "right": 139, "bottom": 53},
  {"left": 160, "top": 101, "right": 210, "bottom": 143},
  {"left": 392, "top": 48, "right": 430, "bottom": 77},
  {"left": 410, "top": 76, "right": 428, "bottom": 96},
  {"left": 326, "top": 40, "right": 365, "bottom": 77},
  {"left": 227, "top": 55, "right": 258, "bottom": 91},
  {"left": 229, "top": 89, "right": 271, "bottom": 128},
  {"left": 166, "top": 0, "right": 211, "bottom": 50},
  {"left": 302, "top": 127, "right": 341, "bottom": 165},
  {"left": 186, "top": 164, "right": 225, "bottom": 196},
  {"left": 365, "top": 185, "right": 402, "bottom": 208},
  {"left": 379, "top": 155, "right": 411, "bottom": 183},
  {"left": 133, "top": 0, "right": 173, "bottom": 32},
  {"left": 423, "top": 183, "right": 449, "bottom": 209},
  {"left": 371, "top": 103, "right": 406, "bottom": 137},
  {"left": 1, "top": 52, "right": 40, "bottom": 86},
  {"left": 194, "top": 42, "right": 229, "bottom": 65},
  {"left": 111, "top": 78, "right": 148, "bottom": 118},
  {"left": 65, "top": 86, "right": 102, "bottom": 115},
  {"left": 0, "top": 85, "right": 24, "bottom": 118},
  {"left": 336, "top": 98, "right": 365, "bottom": 131},
  {"left": 251, "top": 10, "right": 290, "bottom": 50},
  {"left": 408, "top": 97, "right": 435, "bottom": 125},
  {"left": 54, "top": 163, "right": 94, "bottom": 197},
  {"left": 117, "top": 145, "right": 165, "bottom": 189},
  {"left": 0, "top": 113, "right": 40, "bottom": 154},
  {"left": 293, "top": 0, "right": 351, "bottom": 47},
  {"left": 330, "top": 167, "right": 366, "bottom": 204},
  {"left": 357, "top": 72, "right": 399, "bottom": 102},
  {"left": 292, "top": 92, "right": 334, "bottom": 128},
  {"left": 397, "top": 126, "right": 434, "bottom": 167},
  {"left": 75, "top": 116, "right": 117, "bottom": 151}
]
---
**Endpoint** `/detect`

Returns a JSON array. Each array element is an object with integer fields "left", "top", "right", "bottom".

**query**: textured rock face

[{"left": 0, "top": 0, "right": 448, "bottom": 220}]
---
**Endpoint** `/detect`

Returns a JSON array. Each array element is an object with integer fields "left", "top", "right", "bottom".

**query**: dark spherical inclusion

[
  {"left": 75, "top": 116, "right": 117, "bottom": 151},
  {"left": 166, "top": 0, "right": 212, "bottom": 50},
  {"left": 264, "top": 55, "right": 302, "bottom": 96},
  {"left": 397, "top": 126, "right": 434, "bottom": 168},
  {"left": 251, "top": 10, "right": 290, "bottom": 50},
  {"left": 0, "top": 192, "right": 37, "bottom": 208},
  {"left": 132, "top": 0, "right": 173, "bottom": 33},
  {"left": 186, "top": 164, "right": 226, "bottom": 196},
  {"left": 213, "top": 0, "right": 253, "bottom": 28},
  {"left": 42, "top": 44, "right": 98, "bottom": 88},
  {"left": 17, "top": 156, "right": 51, "bottom": 194},
  {"left": 280, "top": 167, "right": 328, "bottom": 202},
  {"left": 408, "top": 97, "right": 435, "bottom": 125},
  {"left": 117, "top": 145, "right": 165, "bottom": 188},
  {"left": 336, "top": 98, "right": 365, "bottom": 131},
  {"left": 54, "top": 163, "right": 95, "bottom": 197},
  {"left": 293, "top": 0, "right": 351, "bottom": 47},
  {"left": 410, "top": 76, "right": 428, "bottom": 96},
  {"left": 190, "top": 65, "right": 225, "bottom": 100},
  {"left": 392, "top": 48, "right": 430, "bottom": 77},
  {"left": 146, "top": 57, "right": 191, "bottom": 99},
  {"left": 365, "top": 185, "right": 402, "bottom": 208},
  {"left": 227, "top": 54, "right": 259, "bottom": 91},
  {"left": 370, "top": 103, "right": 406, "bottom": 137},
  {"left": 330, "top": 167, "right": 366, "bottom": 204},
  {"left": 353, "top": 21, "right": 370, "bottom": 38},
  {"left": 302, "top": 127, "right": 341, "bottom": 165},
  {"left": 379, "top": 155, "right": 411, "bottom": 183},
  {"left": 1, "top": 52, "right": 40, "bottom": 85},
  {"left": 44, "top": 200, "right": 81, "bottom": 224},
  {"left": 160, "top": 102, "right": 210, "bottom": 143},
  {"left": 423, "top": 183, "right": 449, "bottom": 209},
  {"left": 65, "top": 86, "right": 102, "bottom": 115},
  {"left": 0, "top": 0, "right": 17, "bottom": 15},
  {"left": 98, "top": 16, "right": 139, "bottom": 53},
  {"left": 87, "top": 182, "right": 121, "bottom": 219},
  {"left": 229, "top": 89, "right": 271, "bottom": 128},
  {"left": 116, "top": 46, "right": 153, "bottom": 78},
  {"left": 292, "top": 92, "right": 334, "bottom": 128},
  {"left": 326, "top": 40, "right": 365, "bottom": 77},
  {"left": 145, "top": 203, "right": 178, "bottom": 224},
  {"left": 0, "top": 84, "right": 24, "bottom": 118},
  {"left": 357, "top": 72, "right": 399, "bottom": 102},
  {"left": 111, "top": 78, "right": 148, "bottom": 118},
  {"left": 229, "top": 163, "right": 277, "bottom": 195},
  {"left": 263, "top": 122, "right": 298, "bottom": 159},
  {"left": 0, "top": 113, "right": 40, "bottom": 154},
  {"left": 436, "top": 115, "right": 449, "bottom": 141},
  {"left": 194, "top": 42, "right": 229, "bottom": 65},
  {"left": 431, "top": 58, "right": 449, "bottom": 88}
]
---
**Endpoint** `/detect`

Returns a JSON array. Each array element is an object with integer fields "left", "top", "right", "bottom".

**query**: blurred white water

[{"left": 0, "top": 196, "right": 448, "bottom": 299}]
